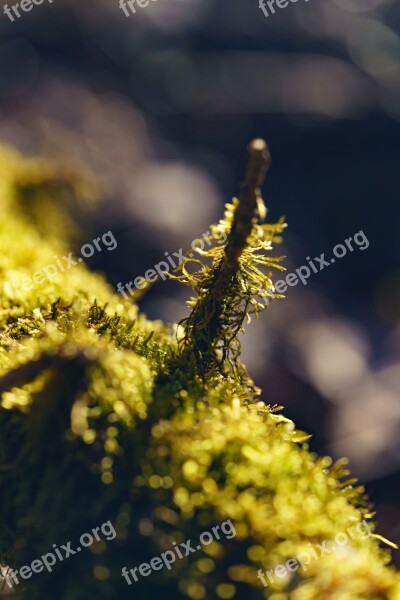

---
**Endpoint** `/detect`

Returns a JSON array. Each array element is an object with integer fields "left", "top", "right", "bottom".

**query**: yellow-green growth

[
  {"left": 0, "top": 142, "right": 399, "bottom": 600},
  {"left": 169, "top": 140, "right": 286, "bottom": 380}
]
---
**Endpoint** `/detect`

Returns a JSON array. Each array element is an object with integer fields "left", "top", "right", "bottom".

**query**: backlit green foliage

[
  {"left": 169, "top": 197, "right": 286, "bottom": 378},
  {"left": 0, "top": 144, "right": 399, "bottom": 600}
]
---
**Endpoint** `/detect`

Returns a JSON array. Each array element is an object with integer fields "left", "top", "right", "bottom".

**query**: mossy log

[{"left": 0, "top": 143, "right": 399, "bottom": 600}]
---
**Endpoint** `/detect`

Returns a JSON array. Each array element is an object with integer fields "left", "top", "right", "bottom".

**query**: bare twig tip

[{"left": 248, "top": 138, "right": 268, "bottom": 153}]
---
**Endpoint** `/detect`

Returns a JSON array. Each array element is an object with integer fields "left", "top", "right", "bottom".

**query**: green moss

[{"left": 0, "top": 143, "right": 399, "bottom": 600}]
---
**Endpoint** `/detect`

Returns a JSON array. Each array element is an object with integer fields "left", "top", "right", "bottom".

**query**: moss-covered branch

[
  {"left": 169, "top": 139, "right": 285, "bottom": 380},
  {"left": 0, "top": 143, "right": 398, "bottom": 600}
]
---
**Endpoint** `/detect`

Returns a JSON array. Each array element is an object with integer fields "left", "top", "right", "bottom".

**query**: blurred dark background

[{"left": 0, "top": 0, "right": 399, "bottom": 560}]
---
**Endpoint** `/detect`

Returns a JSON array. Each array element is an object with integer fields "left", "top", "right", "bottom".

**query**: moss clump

[{"left": 0, "top": 142, "right": 399, "bottom": 600}]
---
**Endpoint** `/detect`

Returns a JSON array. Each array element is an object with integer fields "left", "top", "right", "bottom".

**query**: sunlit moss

[{"left": 0, "top": 145, "right": 399, "bottom": 600}]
